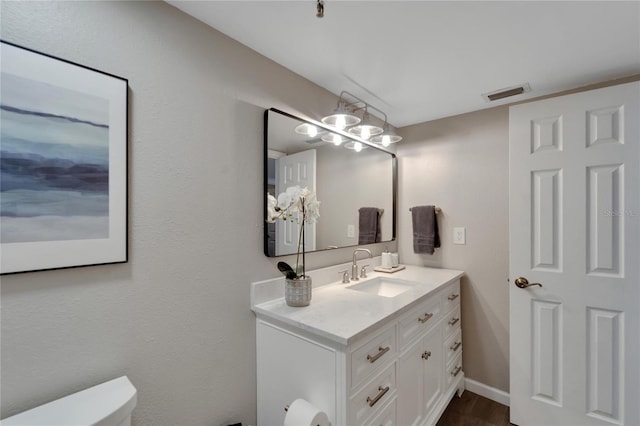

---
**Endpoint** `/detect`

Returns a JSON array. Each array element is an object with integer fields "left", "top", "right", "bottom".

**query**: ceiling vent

[{"left": 482, "top": 83, "right": 531, "bottom": 102}]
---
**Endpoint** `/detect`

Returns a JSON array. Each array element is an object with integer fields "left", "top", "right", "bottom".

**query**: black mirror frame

[{"left": 263, "top": 107, "right": 397, "bottom": 257}]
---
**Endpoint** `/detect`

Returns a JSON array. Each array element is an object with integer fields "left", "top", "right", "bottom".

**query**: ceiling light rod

[{"left": 333, "top": 90, "right": 388, "bottom": 124}]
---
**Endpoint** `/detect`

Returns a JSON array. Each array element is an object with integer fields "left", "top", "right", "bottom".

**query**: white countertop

[{"left": 251, "top": 264, "right": 464, "bottom": 346}]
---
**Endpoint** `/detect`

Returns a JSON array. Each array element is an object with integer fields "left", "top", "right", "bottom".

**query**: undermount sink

[{"left": 346, "top": 277, "right": 420, "bottom": 298}]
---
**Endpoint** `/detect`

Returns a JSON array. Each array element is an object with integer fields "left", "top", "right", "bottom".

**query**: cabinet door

[
  {"left": 397, "top": 340, "right": 424, "bottom": 426},
  {"left": 257, "top": 321, "right": 336, "bottom": 425},
  {"left": 422, "top": 323, "right": 443, "bottom": 417}
]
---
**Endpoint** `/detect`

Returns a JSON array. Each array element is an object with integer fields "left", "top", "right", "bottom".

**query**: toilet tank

[{"left": 1, "top": 376, "right": 137, "bottom": 426}]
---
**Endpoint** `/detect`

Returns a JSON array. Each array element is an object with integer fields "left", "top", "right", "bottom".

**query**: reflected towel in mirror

[{"left": 358, "top": 207, "right": 382, "bottom": 244}]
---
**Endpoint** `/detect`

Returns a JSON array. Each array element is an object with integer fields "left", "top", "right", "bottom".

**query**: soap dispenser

[{"left": 381, "top": 249, "right": 393, "bottom": 269}]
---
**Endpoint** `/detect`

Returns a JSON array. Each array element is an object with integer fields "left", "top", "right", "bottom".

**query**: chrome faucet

[{"left": 351, "top": 248, "right": 372, "bottom": 281}]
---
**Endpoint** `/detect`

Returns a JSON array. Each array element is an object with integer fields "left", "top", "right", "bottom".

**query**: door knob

[{"left": 514, "top": 277, "right": 542, "bottom": 289}]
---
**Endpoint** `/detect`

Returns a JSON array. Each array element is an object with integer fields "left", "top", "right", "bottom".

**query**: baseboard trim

[{"left": 464, "top": 378, "right": 510, "bottom": 407}]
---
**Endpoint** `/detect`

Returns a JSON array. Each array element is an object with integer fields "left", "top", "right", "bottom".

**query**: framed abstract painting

[{"left": 0, "top": 41, "right": 128, "bottom": 274}]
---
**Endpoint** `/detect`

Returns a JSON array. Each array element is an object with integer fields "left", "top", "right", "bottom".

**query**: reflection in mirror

[{"left": 264, "top": 108, "right": 396, "bottom": 257}]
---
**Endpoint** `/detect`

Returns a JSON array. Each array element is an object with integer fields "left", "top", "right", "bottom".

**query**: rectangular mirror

[{"left": 264, "top": 108, "right": 396, "bottom": 257}]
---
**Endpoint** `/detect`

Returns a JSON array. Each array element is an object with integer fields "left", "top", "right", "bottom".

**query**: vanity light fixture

[
  {"left": 370, "top": 123, "right": 402, "bottom": 146},
  {"left": 295, "top": 91, "right": 402, "bottom": 149},
  {"left": 320, "top": 90, "right": 402, "bottom": 146},
  {"left": 347, "top": 107, "right": 384, "bottom": 140},
  {"left": 321, "top": 101, "right": 361, "bottom": 130}
]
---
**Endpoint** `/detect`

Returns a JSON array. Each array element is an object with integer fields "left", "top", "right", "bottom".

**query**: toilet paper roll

[{"left": 284, "top": 398, "right": 330, "bottom": 426}]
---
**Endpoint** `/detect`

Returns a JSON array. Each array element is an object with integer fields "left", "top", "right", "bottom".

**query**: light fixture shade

[
  {"left": 321, "top": 103, "right": 361, "bottom": 129},
  {"left": 370, "top": 124, "right": 402, "bottom": 146},
  {"left": 294, "top": 122, "right": 321, "bottom": 137},
  {"left": 344, "top": 141, "right": 367, "bottom": 152},
  {"left": 321, "top": 132, "right": 350, "bottom": 145},
  {"left": 347, "top": 111, "right": 383, "bottom": 139}
]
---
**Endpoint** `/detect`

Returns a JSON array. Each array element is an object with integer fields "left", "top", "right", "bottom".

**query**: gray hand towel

[
  {"left": 412, "top": 205, "right": 440, "bottom": 254},
  {"left": 358, "top": 207, "right": 381, "bottom": 244}
]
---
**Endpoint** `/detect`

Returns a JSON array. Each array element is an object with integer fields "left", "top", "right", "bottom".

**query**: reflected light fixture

[
  {"left": 344, "top": 141, "right": 367, "bottom": 152},
  {"left": 321, "top": 132, "right": 349, "bottom": 146},
  {"left": 294, "top": 122, "right": 320, "bottom": 137}
]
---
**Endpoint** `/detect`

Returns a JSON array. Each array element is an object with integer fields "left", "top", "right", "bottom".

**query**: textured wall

[
  {"left": 397, "top": 107, "right": 511, "bottom": 392},
  {"left": 0, "top": 2, "right": 395, "bottom": 424}
]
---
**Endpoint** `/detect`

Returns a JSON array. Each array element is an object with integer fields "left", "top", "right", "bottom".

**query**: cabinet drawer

[
  {"left": 442, "top": 280, "right": 461, "bottom": 314},
  {"left": 445, "top": 328, "right": 462, "bottom": 365},
  {"left": 366, "top": 396, "right": 396, "bottom": 426},
  {"left": 443, "top": 305, "right": 461, "bottom": 338},
  {"left": 351, "top": 326, "right": 396, "bottom": 390},
  {"left": 350, "top": 364, "right": 396, "bottom": 426},
  {"left": 397, "top": 296, "right": 441, "bottom": 350},
  {"left": 446, "top": 352, "right": 464, "bottom": 390}
]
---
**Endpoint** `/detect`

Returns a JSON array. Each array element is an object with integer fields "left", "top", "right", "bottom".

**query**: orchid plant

[{"left": 267, "top": 186, "right": 320, "bottom": 278}]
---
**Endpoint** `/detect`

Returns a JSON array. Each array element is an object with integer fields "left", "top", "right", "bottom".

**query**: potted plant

[{"left": 267, "top": 186, "right": 320, "bottom": 306}]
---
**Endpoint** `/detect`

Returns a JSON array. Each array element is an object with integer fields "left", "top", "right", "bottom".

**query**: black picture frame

[{"left": 1, "top": 40, "right": 128, "bottom": 274}]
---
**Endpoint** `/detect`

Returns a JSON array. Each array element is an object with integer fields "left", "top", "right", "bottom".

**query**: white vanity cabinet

[
  {"left": 397, "top": 318, "right": 443, "bottom": 425},
  {"left": 255, "top": 273, "right": 464, "bottom": 426}
]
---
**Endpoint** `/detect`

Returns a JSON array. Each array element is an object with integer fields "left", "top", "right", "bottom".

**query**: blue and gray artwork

[{"left": 1, "top": 72, "right": 110, "bottom": 243}]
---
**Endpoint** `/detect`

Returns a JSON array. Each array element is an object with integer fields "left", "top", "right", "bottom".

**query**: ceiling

[{"left": 167, "top": 1, "right": 640, "bottom": 128}]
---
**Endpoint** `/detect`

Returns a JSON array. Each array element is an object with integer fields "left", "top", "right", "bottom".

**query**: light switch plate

[
  {"left": 347, "top": 224, "right": 355, "bottom": 238},
  {"left": 453, "top": 227, "right": 466, "bottom": 245}
]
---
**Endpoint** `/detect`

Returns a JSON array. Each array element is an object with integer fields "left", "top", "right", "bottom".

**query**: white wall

[
  {"left": 0, "top": 2, "right": 395, "bottom": 424},
  {"left": 397, "top": 106, "right": 511, "bottom": 392}
]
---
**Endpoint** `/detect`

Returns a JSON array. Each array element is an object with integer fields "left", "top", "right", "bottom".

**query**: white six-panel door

[
  {"left": 275, "top": 149, "right": 317, "bottom": 257},
  {"left": 509, "top": 82, "right": 639, "bottom": 425}
]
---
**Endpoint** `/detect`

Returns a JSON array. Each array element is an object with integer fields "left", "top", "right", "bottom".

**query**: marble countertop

[{"left": 251, "top": 264, "right": 464, "bottom": 346}]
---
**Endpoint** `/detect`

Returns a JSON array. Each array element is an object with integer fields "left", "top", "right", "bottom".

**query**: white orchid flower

[
  {"left": 265, "top": 185, "right": 321, "bottom": 278},
  {"left": 266, "top": 193, "right": 279, "bottom": 223}
]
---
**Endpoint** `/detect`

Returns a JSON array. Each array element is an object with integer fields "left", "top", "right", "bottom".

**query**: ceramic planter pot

[{"left": 285, "top": 276, "right": 312, "bottom": 307}]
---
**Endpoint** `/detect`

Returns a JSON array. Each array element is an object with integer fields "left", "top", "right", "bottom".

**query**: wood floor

[{"left": 436, "top": 391, "right": 511, "bottom": 426}]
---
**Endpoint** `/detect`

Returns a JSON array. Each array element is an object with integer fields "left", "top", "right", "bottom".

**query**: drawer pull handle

[
  {"left": 451, "top": 365, "right": 463, "bottom": 377},
  {"left": 421, "top": 350, "right": 432, "bottom": 360},
  {"left": 366, "top": 346, "right": 390, "bottom": 363},
  {"left": 450, "top": 341, "right": 462, "bottom": 351},
  {"left": 448, "top": 317, "right": 460, "bottom": 326},
  {"left": 418, "top": 312, "right": 433, "bottom": 323},
  {"left": 366, "top": 385, "right": 390, "bottom": 407},
  {"left": 448, "top": 293, "right": 459, "bottom": 301}
]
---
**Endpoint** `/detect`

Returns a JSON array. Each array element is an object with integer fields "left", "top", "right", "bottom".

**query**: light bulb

[
  {"left": 382, "top": 135, "right": 390, "bottom": 147},
  {"left": 332, "top": 134, "right": 342, "bottom": 146},
  {"left": 335, "top": 115, "right": 346, "bottom": 130},
  {"left": 308, "top": 126, "right": 317, "bottom": 137},
  {"left": 354, "top": 142, "right": 363, "bottom": 152}
]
